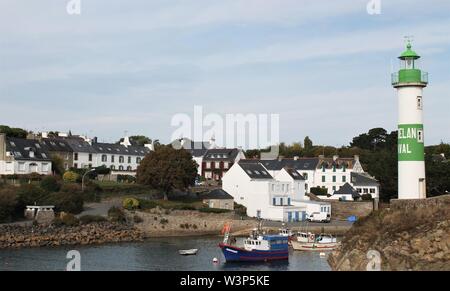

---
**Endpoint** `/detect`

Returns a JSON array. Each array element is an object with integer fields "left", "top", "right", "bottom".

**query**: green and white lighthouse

[{"left": 392, "top": 41, "right": 428, "bottom": 199}]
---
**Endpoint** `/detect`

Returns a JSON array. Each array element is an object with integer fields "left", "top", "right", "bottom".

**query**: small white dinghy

[{"left": 179, "top": 249, "right": 199, "bottom": 256}]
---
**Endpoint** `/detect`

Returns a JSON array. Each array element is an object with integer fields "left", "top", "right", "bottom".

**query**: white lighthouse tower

[{"left": 392, "top": 40, "right": 428, "bottom": 199}]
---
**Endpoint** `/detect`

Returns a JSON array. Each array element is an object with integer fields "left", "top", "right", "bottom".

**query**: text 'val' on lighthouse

[{"left": 392, "top": 41, "right": 428, "bottom": 199}]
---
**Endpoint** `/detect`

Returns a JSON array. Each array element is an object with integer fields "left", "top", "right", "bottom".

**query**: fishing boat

[
  {"left": 278, "top": 226, "right": 293, "bottom": 237},
  {"left": 291, "top": 232, "right": 340, "bottom": 251},
  {"left": 219, "top": 222, "right": 289, "bottom": 262},
  {"left": 178, "top": 249, "right": 198, "bottom": 256}
]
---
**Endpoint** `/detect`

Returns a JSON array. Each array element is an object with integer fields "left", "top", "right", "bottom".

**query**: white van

[{"left": 307, "top": 212, "right": 331, "bottom": 223}]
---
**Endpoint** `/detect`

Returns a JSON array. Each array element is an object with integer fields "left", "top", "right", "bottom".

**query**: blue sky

[{"left": 1, "top": 0, "right": 450, "bottom": 147}]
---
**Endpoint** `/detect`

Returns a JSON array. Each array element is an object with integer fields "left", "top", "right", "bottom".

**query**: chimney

[
  {"left": 41, "top": 132, "right": 48, "bottom": 138},
  {"left": 333, "top": 155, "right": 339, "bottom": 161},
  {"left": 92, "top": 137, "right": 98, "bottom": 144},
  {"left": 354, "top": 155, "right": 360, "bottom": 162},
  {"left": 294, "top": 156, "right": 299, "bottom": 160},
  {"left": 278, "top": 155, "right": 284, "bottom": 161}
]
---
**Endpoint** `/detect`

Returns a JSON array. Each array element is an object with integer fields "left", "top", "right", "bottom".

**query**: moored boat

[
  {"left": 291, "top": 232, "right": 340, "bottom": 251},
  {"left": 178, "top": 249, "right": 198, "bottom": 255},
  {"left": 219, "top": 223, "right": 289, "bottom": 262}
]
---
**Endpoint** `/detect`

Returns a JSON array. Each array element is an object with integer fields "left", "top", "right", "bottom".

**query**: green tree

[
  {"left": 304, "top": 136, "right": 313, "bottom": 150},
  {"left": 0, "top": 125, "right": 28, "bottom": 138},
  {"left": 51, "top": 155, "right": 65, "bottom": 176},
  {"left": 136, "top": 145, "right": 198, "bottom": 200},
  {"left": 40, "top": 176, "right": 61, "bottom": 192},
  {"left": 117, "top": 135, "right": 156, "bottom": 147},
  {"left": 0, "top": 188, "right": 18, "bottom": 222}
]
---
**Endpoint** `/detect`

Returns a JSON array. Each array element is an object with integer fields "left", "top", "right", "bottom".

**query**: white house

[
  {"left": 222, "top": 162, "right": 330, "bottom": 222},
  {"left": 61, "top": 135, "right": 152, "bottom": 176},
  {"left": 246, "top": 155, "right": 380, "bottom": 201},
  {"left": 0, "top": 134, "right": 52, "bottom": 175}
]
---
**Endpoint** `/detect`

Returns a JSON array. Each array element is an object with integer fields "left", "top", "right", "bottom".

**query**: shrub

[
  {"left": 40, "top": 176, "right": 61, "bottom": 192},
  {"left": 234, "top": 203, "right": 247, "bottom": 217},
  {"left": 361, "top": 194, "right": 374, "bottom": 201},
  {"left": 173, "top": 205, "right": 196, "bottom": 211},
  {"left": 108, "top": 206, "right": 126, "bottom": 223},
  {"left": 60, "top": 183, "right": 82, "bottom": 193},
  {"left": 123, "top": 197, "right": 140, "bottom": 210},
  {"left": 79, "top": 215, "right": 107, "bottom": 224},
  {"left": 198, "top": 207, "right": 230, "bottom": 214},
  {"left": 46, "top": 192, "right": 84, "bottom": 214},
  {"left": 53, "top": 213, "right": 79, "bottom": 227},
  {"left": 138, "top": 199, "right": 158, "bottom": 210},
  {"left": 16, "top": 184, "right": 47, "bottom": 208},
  {"left": 117, "top": 175, "right": 136, "bottom": 183},
  {"left": 0, "top": 188, "right": 18, "bottom": 223},
  {"left": 310, "top": 187, "right": 329, "bottom": 196},
  {"left": 63, "top": 171, "right": 80, "bottom": 183}
]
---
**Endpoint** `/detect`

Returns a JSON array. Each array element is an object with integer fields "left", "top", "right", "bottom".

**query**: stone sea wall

[
  {"left": 0, "top": 222, "right": 144, "bottom": 249},
  {"left": 131, "top": 208, "right": 257, "bottom": 237}
]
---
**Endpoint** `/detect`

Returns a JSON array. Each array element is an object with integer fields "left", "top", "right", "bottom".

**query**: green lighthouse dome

[
  {"left": 399, "top": 42, "right": 420, "bottom": 59},
  {"left": 392, "top": 41, "right": 428, "bottom": 88}
]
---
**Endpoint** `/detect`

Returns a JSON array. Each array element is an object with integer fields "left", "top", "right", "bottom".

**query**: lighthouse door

[{"left": 419, "top": 178, "right": 426, "bottom": 199}]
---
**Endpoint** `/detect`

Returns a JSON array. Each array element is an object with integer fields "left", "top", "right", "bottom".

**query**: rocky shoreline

[
  {"left": 328, "top": 195, "right": 450, "bottom": 271},
  {"left": 0, "top": 222, "right": 144, "bottom": 249}
]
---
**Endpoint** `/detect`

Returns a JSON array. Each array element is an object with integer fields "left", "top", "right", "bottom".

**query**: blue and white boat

[{"left": 219, "top": 224, "right": 289, "bottom": 262}]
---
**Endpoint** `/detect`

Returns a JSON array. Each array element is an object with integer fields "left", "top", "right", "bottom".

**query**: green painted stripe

[{"left": 398, "top": 124, "right": 424, "bottom": 161}]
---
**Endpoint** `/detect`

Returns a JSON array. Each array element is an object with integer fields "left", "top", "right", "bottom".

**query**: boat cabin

[{"left": 244, "top": 235, "right": 288, "bottom": 251}]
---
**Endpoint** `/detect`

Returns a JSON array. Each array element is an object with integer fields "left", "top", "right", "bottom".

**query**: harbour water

[{"left": 0, "top": 236, "right": 331, "bottom": 271}]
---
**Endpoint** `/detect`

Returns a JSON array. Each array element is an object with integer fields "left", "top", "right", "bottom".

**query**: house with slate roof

[
  {"left": 222, "top": 161, "right": 330, "bottom": 222},
  {"left": 174, "top": 137, "right": 245, "bottom": 180},
  {"left": 200, "top": 189, "right": 235, "bottom": 210},
  {"left": 240, "top": 154, "right": 379, "bottom": 200},
  {"left": 31, "top": 132, "right": 153, "bottom": 176},
  {"left": 0, "top": 133, "right": 52, "bottom": 175},
  {"left": 201, "top": 148, "right": 245, "bottom": 180},
  {"left": 331, "top": 182, "right": 361, "bottom": 201}
]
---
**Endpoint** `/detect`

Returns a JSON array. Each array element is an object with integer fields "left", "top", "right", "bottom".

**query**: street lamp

[{"left": 81, "top": 168, "right": 96, "bottom": 192}]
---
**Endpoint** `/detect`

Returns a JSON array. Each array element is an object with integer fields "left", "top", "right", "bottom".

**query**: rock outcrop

[{"left": 328, "top": 195, "right": 450, "bottom": 271}]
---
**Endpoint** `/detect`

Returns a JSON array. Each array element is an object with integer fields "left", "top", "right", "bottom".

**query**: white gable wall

[{"left": 274, "top": 169, "right": 306, "bottom": 201}]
